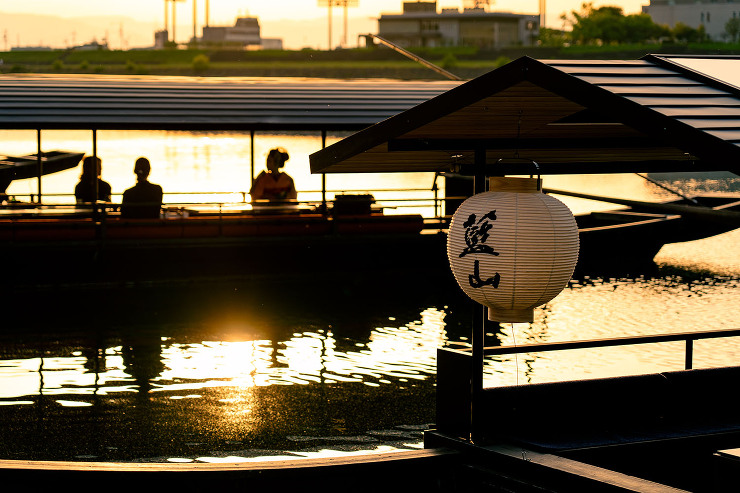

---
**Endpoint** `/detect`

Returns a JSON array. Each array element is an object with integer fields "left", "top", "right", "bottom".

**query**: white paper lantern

[{"left": 447, "top": 177, "right": 579, "bottom": 323}]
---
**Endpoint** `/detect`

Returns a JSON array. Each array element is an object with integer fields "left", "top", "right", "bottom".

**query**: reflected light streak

[{"left": 0, "top": 308, "right": 450, "bottom": 402}]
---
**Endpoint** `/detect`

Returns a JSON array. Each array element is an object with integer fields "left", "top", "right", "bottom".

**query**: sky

[
  {"left": 0, "top": 0, "right": 650, "bottom": 50},
  {"left": 0, "top": 1, "right": 648, "bottom": 24}
]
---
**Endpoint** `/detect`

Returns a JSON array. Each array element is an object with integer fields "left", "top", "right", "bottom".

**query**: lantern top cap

[{"left": 488, "top": 176, "right": 541, "bottom": 193}]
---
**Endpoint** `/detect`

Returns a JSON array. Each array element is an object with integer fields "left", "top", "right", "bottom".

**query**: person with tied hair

[
  {"left": 249, "top": 147, "right": 297, "bottom": 202},
  {"left": 120, "top": 157, "right": 163, "bottom": 219},
  {"left": 75, "top": 155, "right": 112, "bottom": 203}
]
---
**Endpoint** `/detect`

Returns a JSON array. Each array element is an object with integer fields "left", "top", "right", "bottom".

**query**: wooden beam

[{"left": 388, "top": 137, "right": 671, "bottom": 152}]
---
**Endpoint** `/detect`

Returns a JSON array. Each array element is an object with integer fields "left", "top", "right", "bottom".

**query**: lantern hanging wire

[{"left": 495, "top": 157, "right": 542, "bottom": 188}]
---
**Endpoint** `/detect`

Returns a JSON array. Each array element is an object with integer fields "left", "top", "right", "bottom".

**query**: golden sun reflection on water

[{"left": 0, "top": 307, "right": 449, "bottom": 401}]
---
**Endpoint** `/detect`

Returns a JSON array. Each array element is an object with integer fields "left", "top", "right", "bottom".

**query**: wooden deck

[{"left": 0, "top": 449, "right": 461, "bottom": 491}]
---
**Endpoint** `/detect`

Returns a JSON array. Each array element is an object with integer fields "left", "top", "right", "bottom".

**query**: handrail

[
  {"left": 368, "top": 34, "right": 463, "bottom": 81},
  {"left": 446, "top": 327, "right": 740, "bottom": 370}
]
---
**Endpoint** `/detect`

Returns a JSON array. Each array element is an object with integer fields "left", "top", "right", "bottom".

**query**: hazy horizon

[{"left": 0, "top": 1, "right": 647, "bottom": 51}]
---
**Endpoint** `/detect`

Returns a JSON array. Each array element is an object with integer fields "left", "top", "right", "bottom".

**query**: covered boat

[{"left": 0, "top": 151, "right": 83, "bottom": 198}]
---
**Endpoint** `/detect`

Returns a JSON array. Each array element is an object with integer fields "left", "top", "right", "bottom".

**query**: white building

[
  {"left": 643, "top": 0, "right": 740, "bottom": 41},
  {"left": 377, "top": 1, "right": 539, "bottom": 49},
  {"left": 154, "top": 30, "right": 168, "bottom": 49},
  {"left": 260, "top": 38, "right": 283, "bottom": 50},
  {"left": 202, "top": 17, "right": 261, "bottom": 47}
]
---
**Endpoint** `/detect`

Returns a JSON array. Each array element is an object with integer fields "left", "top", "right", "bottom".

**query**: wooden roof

[
  {"left": 309, "top": 55, "right": 740, "bottom": 175},
  {"left": 0, "top": 74, "right": 459, "bottom": 131}
]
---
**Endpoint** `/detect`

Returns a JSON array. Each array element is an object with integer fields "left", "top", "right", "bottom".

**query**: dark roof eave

[
  {"left": 530, "top": 60, "right": 740, "bottom": 167},
  {"left": 0, "top": 122, "right": 372, "bottom": 132},
  {"left": 309, "top": 56, "right": 740, "bottom": 175},
  {"left": 309, "top": 56, "right": 537, "bottom": 174}
]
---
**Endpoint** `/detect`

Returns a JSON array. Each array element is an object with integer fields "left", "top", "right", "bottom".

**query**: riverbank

[{"left": 2, "top": 43, "right": 740, "bottom": 80}]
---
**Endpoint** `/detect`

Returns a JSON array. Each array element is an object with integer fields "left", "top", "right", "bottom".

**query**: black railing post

[
  {"left": 250, "top": 129, "right": 255, "bottom": 187},
  {"left": 471, "top": 145, "right": 487, "bottom": 443},
  {"left": 36, "top": 129, "right": 42, "bottom": 203},
  {"left": 321, "top": 130, "right": 328, "bottom": 215},
  {"left": 686, "top": 339, "right": 694, "bottom": 370}
]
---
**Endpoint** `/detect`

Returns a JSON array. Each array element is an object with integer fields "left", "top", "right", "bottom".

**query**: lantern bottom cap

[{"left": 488, "top": 307, "right": 534, "bottom": 324}]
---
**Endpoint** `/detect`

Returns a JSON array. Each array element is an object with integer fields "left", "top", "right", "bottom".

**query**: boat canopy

[
  {"left": 0, "top": 74, "right": 460, "bottom": 131},
  {"left": 309, "top": 55, "right": 740, "bottom": 176}
]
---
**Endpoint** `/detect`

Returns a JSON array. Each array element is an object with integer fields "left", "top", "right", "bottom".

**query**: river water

[{"left": 0, "top": 130, "right": 738, "bottom": 462}]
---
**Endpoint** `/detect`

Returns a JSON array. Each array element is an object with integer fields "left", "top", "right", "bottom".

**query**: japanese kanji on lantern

[{"left": 447, "top": 176, "right": 580, "bottom": 323}]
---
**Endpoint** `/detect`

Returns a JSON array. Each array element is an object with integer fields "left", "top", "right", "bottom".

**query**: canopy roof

[
  {"left": 0, "top": 74, "right": 459, "bottom": 131},
  {"left": 309, "top": 55, "right": 740, "bottom": 176}
]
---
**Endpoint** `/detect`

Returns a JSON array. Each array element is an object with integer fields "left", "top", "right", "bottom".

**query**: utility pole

[
  {"left": 318, "top": 0, "right": 358, "bottom": 49},
  {"left": 540, "top": 0, "right": 546, "bottom": 28},
  {"left": 192, "top": 0, "right": 197, "bottom": 43},
  {"left": 164, "top": 0, "right": 169, "bottom": 41},
  {"left": 172, "top": 0, "right": 185, "bottom": 45}
]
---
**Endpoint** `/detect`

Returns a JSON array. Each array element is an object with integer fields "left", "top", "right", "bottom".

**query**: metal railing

[
  {"left": 446, "top": 327, "right": 740, "bottom": 371},
  {"left": 3, "top": 187, "right": 460, "bottom": 225}
]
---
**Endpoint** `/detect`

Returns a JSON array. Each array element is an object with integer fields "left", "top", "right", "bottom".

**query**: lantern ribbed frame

[{"left": 447, "top": 177, "right": 579, "bottom": 323}]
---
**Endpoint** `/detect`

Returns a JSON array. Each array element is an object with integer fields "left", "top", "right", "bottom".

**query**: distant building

[
  {"left": 11, "top": 46, "right": 53, "bottom": 51},
  {"left": 73, "top": 40, "right": 108, "bottom": 51},
  {"left": 202, "top": 17, "right": 261, "bottom": 48},
  {"left": 154, "top": 30, "right": 169, "bottom": 49},
  {"left": 377, "top": 1, "right": 539, "bottom": 49},
  {"left": 153, "top": 16, "right": 283, "bottom": 50},
  {"left": 643, "top": 0, "right": 740, "bottom": 41},
  {"left": 260, "top": 38, "right": 284, "bottom": 50}
]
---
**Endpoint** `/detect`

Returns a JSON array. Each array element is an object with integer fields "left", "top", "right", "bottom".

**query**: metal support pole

[
  {"left": 192, "top": 0, "right": 197, "bottom": 43},
  {"left": 343, "top": 2, "right": 348, "bottom": 48},
  {"left": 686, "top": 339, "right": 694, "bottom": 370},
  {"left": 471, "top": 146, "right": 487, "bottom": 443},
  {"left": 36, "top": 129, "right": 42, "bottom": 203},
  {"left": 250, "top": 130, "right": 255, "bottom": 187},
  {"left": 540, "top": 0, "right": 546, "bottom": 29},
  {"left": 328, "top": 2, "right": 333, "bottom": 50},
  {"left": 92, "top": 129, "right": 99, "bottom": 218},
  {"left": 321, "top": 130, "right": 327, "bottom": 214}
]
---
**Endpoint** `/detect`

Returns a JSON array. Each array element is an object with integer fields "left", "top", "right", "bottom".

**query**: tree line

[{"left": 540, "top": 2, "right": 740, "bottom": 46}]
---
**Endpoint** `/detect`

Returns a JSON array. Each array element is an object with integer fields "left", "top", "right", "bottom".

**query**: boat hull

[
  {"left": 2, "top": 195, "right": 738, "bottom": 287},
  {"left": 576, "top": 195, "right": 740, "bottom": 273},
  {"left": 0, "top": 213, "right": 451, "bottom": 288}
]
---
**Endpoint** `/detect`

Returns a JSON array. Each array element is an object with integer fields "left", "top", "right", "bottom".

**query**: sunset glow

[{"left": 0, "top": 1, "right": 648, "bottom": 50}]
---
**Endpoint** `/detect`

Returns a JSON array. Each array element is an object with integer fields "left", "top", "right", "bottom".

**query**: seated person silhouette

[
  {"left": 120, "top": 157, "right": 163, "bottom": 219},
  {"left": 75, "top": 155, "right": 112, "bottom": 203},
  {"left": 249, "top": 148, "right": 297, "bottom": 203}
]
